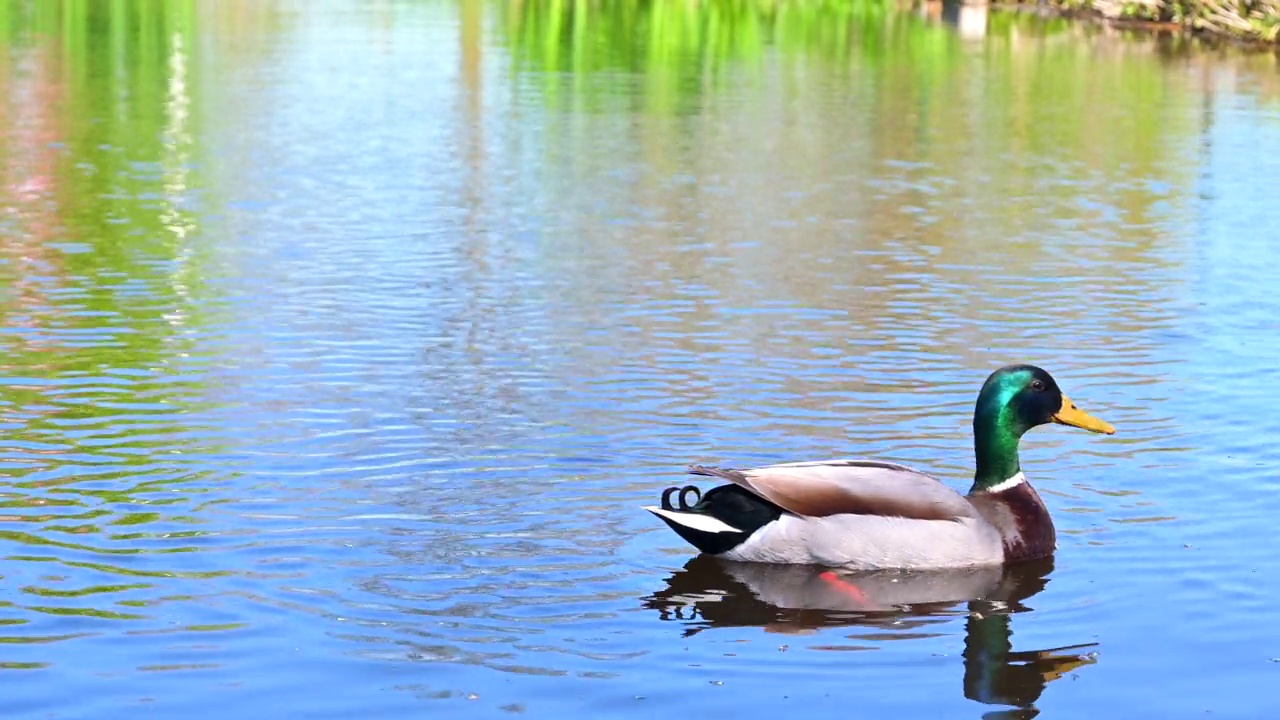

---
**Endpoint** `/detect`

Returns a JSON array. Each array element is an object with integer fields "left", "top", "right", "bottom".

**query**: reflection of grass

[
  {"left": 0, "top": 632, "right": 94, "bottom": 643},
  {"left": 506, "top": 0, "right": 885, "bottom": 71},
  {"left": 507, "top": 0, "right": 1280, "bottom": 49},
  {"left": 497, "top": 0, "right": 1209, "bottom": 374},
  {"left": 501, "top": 0, "right": 1101, "bottom": 113},
  {"left": 21, "top": 583, "right": 151, "bottom": 598},
  {"left": 23, "top": 606, "right": 146, "bottom": 620},
  {"left": 0, "top": 0, "right": 205, "bottom": 378},
  {"left": 0, "top": 528, "right": 200, "bottom": 555},
  {"left": 500, "top": 0, "right": 1196, "bottom": 184},
  {"left": 503, "top": 0, "right": 904, "bottom": 112},
  {"left": 0, "top": 3, "right": 227, "bottom": 585},
  {"left": 62, "top": 559, "right": 230, "bottom": 579}
]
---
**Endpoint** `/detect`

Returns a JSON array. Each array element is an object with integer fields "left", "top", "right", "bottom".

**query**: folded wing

[{"left": 689, "top": 459, "right": 976, "bottom": 522}]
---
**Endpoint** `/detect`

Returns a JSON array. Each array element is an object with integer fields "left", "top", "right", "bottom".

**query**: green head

[{"left": 971, "top": 364, "right": 1114, "bottom": 490}]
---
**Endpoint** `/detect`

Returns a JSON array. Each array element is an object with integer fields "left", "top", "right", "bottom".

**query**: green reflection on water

[
  {"left": 21, "top": 582, "right": 151, "bottom": 598},
  {"left": 23, "top": 605, "right": 145, "bottom": 620},
  {"left": 0, "top": 0, "right": 234, "bottom": 633},
  {"left": 62, "top": 560, "right": 231, "bottom": 580},
  {"left": 498, "top": 0, "right": 1204, "bottom": 380},
  {"left": 499, "top": 0, "right": 1110, "bottom": 114},
  {"left": 0, "top": 0, "right": 206, "bottom": 377}
]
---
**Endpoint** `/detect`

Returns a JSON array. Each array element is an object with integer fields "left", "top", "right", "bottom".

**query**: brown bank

[{"left": 920, "top": 0, "right": 1280, "bottom": 44}]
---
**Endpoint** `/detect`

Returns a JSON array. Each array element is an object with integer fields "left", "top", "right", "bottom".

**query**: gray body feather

[{"left": 687, "top": 459, "right": 1010, "bottom": 570}]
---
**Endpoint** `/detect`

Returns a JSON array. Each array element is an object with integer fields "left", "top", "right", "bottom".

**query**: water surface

[{"left": 2, "top": 1, "right": 1280, "bottom": 717}]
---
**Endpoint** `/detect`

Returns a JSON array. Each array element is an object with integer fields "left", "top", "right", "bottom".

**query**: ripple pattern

[{"left": 2, "top": 3, "right": 1280, "bottom": 719}]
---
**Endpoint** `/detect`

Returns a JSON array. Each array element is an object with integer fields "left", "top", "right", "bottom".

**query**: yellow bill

[{"left": 1052, "top": 395, "right": 1115, "bottom": 434}]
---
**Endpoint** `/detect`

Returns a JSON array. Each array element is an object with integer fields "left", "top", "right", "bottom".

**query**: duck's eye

[{"left": 1030, "top": 380, "right": 1046, "bottom": 392}]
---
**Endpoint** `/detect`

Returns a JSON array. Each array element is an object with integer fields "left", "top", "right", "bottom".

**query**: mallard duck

[{"left": 643, "top": 364, "right": 1115, "bottom": 570}]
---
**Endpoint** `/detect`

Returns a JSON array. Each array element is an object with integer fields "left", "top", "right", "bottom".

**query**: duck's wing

[{"left": 689, "top": 459, "right": 977, "bottom": 522}]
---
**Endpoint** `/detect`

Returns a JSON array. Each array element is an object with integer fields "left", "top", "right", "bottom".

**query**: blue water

[{"left": 1, "top": 2, "right": 1280, "bottom": 717}]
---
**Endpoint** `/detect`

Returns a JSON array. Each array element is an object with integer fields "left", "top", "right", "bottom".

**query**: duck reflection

[{"left": 643, "top": 556, "right": 1095, "bottom": 719}]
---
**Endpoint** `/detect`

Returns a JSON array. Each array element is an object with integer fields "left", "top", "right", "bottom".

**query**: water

[{"left": 2, "top": 1, "right": 1280, "bottom": 717}]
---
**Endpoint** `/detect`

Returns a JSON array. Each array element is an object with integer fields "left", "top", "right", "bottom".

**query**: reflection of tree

[{"left": 645, "top": 555, "right": 1096, "bottom": 719}]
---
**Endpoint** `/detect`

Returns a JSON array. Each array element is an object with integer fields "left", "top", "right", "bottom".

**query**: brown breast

[{"left": 969, "top": 482, "right": 1056, "bottom": 562}]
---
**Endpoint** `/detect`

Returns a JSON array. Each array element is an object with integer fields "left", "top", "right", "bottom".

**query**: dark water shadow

[{"left": 643, "top": 556, "right": 1096, "bottom": 719}]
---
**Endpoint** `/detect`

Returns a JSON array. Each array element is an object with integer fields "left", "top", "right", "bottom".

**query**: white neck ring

[{"left": 983, "top": 471, "right": 1026, "bottom": 494}]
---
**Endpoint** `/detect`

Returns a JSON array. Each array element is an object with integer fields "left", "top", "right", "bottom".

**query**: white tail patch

[
  {"left": 642, "top": 506, "right": 740, "bottom": 534},
  {"left": 982, "top": 472, "right": 1027, "bottom": 494}
]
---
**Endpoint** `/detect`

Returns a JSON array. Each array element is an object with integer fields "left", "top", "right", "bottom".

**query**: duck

[{"left": 642, "top": 364, "right": 1115, "bottom": 570}]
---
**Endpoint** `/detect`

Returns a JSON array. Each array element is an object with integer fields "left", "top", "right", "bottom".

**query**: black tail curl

[{"left": 660, "top": 485, "right": 702, "bottom": 511}]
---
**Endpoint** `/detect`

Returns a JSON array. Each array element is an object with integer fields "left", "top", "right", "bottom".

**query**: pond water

[{"left": 2, "top": 1, "right": 1280, "bottom": 717}]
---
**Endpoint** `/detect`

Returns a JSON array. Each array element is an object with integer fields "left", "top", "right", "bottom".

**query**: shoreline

[{"left": 981, "top": 0, "right": 1280, "bottom": 47}]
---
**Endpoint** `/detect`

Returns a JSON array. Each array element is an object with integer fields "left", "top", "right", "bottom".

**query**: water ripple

[{"left": 0, "top": 2, "right": 1279, "bottom": 719}]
